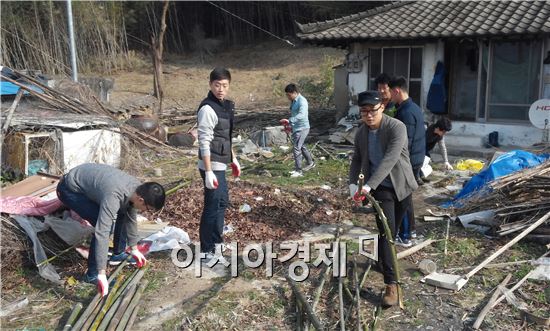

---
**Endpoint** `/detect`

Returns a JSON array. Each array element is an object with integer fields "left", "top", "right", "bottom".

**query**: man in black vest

[{"left": 197, "top": 67, "right": 240, "bottom": 260}]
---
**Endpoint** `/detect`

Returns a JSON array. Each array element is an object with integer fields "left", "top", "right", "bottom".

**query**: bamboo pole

[
  {"left": 464, "top": 211, "right": 550, "bottom": 280},
  {"left": 97, "top": 268, "right": 144, "bottom": 331},
  {"left": 62, "top": 302, "right": 83, "bottom": 331},
  {"left": 472, "top": 274, "right": 512, "bottom": 329},
  {"left": 305, "top": 265, "right": 331, "bottom": 331},
  {"left": 353, "top": 257, "right": 361, "bottom": 331},
  {"left": 1, "top": 89, "right": 24, "bottom": 134},
  {"left": 285, "top": 276, "right": 324, "bottom": 331},
  {"left": 115, "top": 280, "right": 149, "bottom": 331},
  {"left": 90, "top": 274, "right": 126, "bottom": 331},
  {"left": 396, "top": 239, "right": 436, "bottom": 259},
  {"left": 105, "top": 284, "right": 138, "bottom": 331},
  {"left": 71, "top": 261, "right": 129, "bottom": 330},
  {"left": 338, "top": 270, "right": 345, "bottom": 331},
  {"left": 123, "top": 304, "right": 140, "bottom": 331}
]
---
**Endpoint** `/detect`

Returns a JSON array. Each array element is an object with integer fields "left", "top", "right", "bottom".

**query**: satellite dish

[{"left": 529, "top": 99, "right": 550, "bottom": 129}]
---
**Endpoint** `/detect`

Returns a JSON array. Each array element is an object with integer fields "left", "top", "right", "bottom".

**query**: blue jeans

[
  {"left": 56, "top": 178, "right": 127, "bottom": 277},
  {"left": 292, "top": 128, "right": 313, "bottom": 171},
  {"left": 199, "top": 169, "right": 228, "bottom": 253}
]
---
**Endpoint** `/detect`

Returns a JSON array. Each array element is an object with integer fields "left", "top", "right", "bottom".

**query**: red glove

[
  {"left": 130, "top": 248, "right": 147, "bottom": 268},
  {"left": 280, "top": 119, "right": 289, "bottom": 125},
  {"left": 283, "top": 124, "right": 291, "bottom": 133},
  {"left": 353, "top": 191, "right": 365, "bottom": 203},
  {"left": 230, "top": 158, "right": 241, "bottom": 177}
]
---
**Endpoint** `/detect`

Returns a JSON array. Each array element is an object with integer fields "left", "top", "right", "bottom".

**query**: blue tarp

[
  {"left": 0, "top": 81, "right": 43, "bottom": 96},
  {"left": 443, "top": 150, "right": 550, "bottom": 208},
  {"left": 0, "top": 66, "right": 44, "bottom": 95}
]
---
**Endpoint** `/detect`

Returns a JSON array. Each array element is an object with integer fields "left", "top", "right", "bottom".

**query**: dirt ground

[{"left": 1, "top": 42, "right": 549, "bottom": 331}]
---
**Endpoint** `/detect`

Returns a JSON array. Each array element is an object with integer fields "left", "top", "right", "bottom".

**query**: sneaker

[
  {"left": 83, "top": 272, "right": 98, "bottom": 285},
  {"left": 416, "top": 177, "right": 424, "bottom": 186},
  {"left": 303, "top": 162, "right": 316, "bottom": 172},
  {"left": 290, "top": 171, "right": 303, "bottom": 178},
  {"left": 410, "top": 231, "right": 417, "bottom": 239},
  {"left": 395, "top": 236, "right": 413, "bottom": 248},
  {"left": 109, "top": 252, "right": 136, "bottom": 266},
  {"left": 382, "top": 284, "right": 399, "bottom": 307}
]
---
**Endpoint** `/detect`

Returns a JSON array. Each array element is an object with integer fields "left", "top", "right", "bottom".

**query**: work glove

[
  {"left": 97, "top": 273, "right": 108, "bottom": 297},
  {"left": 130, "top": 247, "right": 147, "bottom": 268},
  {"left": 280, "top": 119, "right": 292, "bottom": 133},
  {"left": 361, "top": 184, "right": 372, "bottom": 195},
  {"left": 204, "top": 170, "right": 218, "bottom": 189},
  {"left": 230, "top": 158, "right": 241, "bottom": 177},
  {"left": 349, "top": 184, "right": 358, "bottom": 199},
  {"left": 444, "top": 162, "right": 453, "bottom": 171}
]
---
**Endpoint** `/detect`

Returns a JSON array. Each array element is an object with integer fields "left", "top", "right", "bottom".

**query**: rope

[{"left": 205, "top": 1, "right": 295, "bottom": 47}]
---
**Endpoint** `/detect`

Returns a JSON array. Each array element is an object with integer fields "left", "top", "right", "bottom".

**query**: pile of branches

[
  {"left": 456, "top": 159, "right": 550, "bottom": 238},
  {"left": 0, "top": 70, "right": 180, "bottom": 154}
]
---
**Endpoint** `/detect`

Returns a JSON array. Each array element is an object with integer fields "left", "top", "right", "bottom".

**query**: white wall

[
  {"left": 347, "top": 42, "right": 369, "bottom": 98},
  {"left": 446, "top": 122, "right": 545, "bottom": 148}
]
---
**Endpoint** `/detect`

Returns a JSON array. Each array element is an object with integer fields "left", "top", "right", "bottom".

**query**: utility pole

[{"left": 66, "top": 0, "right": 78, "bottom": 81}]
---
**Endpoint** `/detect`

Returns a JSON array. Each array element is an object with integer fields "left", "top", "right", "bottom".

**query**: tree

[{"left": 151, "top": 0, "right": 169, "bottom": 116}]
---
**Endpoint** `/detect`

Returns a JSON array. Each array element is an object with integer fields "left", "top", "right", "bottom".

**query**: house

[{"left": 296, "top": 1, "right": 550, "bottom": 148}]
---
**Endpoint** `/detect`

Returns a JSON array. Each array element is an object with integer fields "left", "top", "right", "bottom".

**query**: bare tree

[{"left": 151, "top": 0, "right": 169, "bottom": 115}]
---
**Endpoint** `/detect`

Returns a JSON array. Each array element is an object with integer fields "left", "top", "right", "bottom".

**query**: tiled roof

[{"left": 297, "top": 1, "right": 550, "bottom": 43}]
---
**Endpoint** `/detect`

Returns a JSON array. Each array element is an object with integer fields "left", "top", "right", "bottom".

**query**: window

[
  {"left": 369, "top": 47, "right": 423, "bottom": 105},
  {"left": 486, "top": 40, "right": 542, "bottom": 121},
  {"left": 449, "top": 39, "right": 542, "bottom": 122}
]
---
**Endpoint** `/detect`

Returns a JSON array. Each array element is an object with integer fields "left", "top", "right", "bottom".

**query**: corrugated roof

[{"left": 297, "top": 1, "right": 550, "bottom": 43}]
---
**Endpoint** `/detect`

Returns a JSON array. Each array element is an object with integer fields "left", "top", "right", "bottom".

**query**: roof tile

[{"left": 297, "top": 1, "right": 550, "bottom": 42}]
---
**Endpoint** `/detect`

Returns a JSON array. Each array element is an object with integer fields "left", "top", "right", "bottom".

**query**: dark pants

[
  {"left": 199, "top": 169, "right": 228, "bottom": 253},
  {"left": 372, "top": 186, "right": 411, "bottom": 284},
  {"left": 292, "top": 128, "right": 313, "bottom": 171},
  {"left": 56, "top": 178, "right": 127, "bottom": 277}
]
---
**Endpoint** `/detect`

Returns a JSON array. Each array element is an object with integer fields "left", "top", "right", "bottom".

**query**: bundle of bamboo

[{"left": 67, "top": 262, "right": 148, "bottom": 331}]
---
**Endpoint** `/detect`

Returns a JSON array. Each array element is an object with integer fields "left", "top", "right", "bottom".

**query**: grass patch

[
  {"left": 144, "top": 270, "right": 168, "bottom": 293},
  {"left": 241, "top": 147, "right": 348, "bottom": 188}
]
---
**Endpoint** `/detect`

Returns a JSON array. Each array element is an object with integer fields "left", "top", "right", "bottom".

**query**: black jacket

[{"left": 395, "top": 98, "right": 426, "bottom": 168}]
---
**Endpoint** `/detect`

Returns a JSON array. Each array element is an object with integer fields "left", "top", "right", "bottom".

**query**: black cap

[{"left": 358, "top": 91, "right": 381, "bottom": 106}]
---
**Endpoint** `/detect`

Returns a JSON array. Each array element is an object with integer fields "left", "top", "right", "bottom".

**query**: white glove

[
  {"left": 130, "top": 248, "right": 147, "bottom": 268},
  {"left": 230, "top": 158, "right": 241, "bottom": 177},
  {"left": 444, "top": 162, "right": 453, "bottom": 171},
  {"left": 349, "top": 184, "right": 358, "bottom": 198},
  {"left": 361, "top": 185, "right": 371, "bottom": 194},
  {"left": 97, "top": 273, "right": 108, "bottom": 297},
  {"left": 205, "top": 171, "right": 218, "bottom": 189}
]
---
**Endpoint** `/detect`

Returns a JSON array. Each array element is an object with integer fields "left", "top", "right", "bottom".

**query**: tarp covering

[{"left": 443, "top": 150, "right": 550, "bottom": 207}]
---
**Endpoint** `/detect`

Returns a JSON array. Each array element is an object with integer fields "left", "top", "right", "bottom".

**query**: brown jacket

[{"left": 349, "top": 115, "right": 418, "bottom": 201}]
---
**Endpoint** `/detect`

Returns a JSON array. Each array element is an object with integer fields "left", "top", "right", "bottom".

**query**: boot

[{"left": 382, "top": 283, "right": 399, "bottom": 307}]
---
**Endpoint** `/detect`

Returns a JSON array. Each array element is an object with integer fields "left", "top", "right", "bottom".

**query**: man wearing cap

[{"left": 349, "top": 91, "right": 418, "bottom": 307}]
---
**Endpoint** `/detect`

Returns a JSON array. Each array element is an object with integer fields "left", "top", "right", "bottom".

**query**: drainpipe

[{"left": 66, "top": 0, "right": 78, "bottom": 82}]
